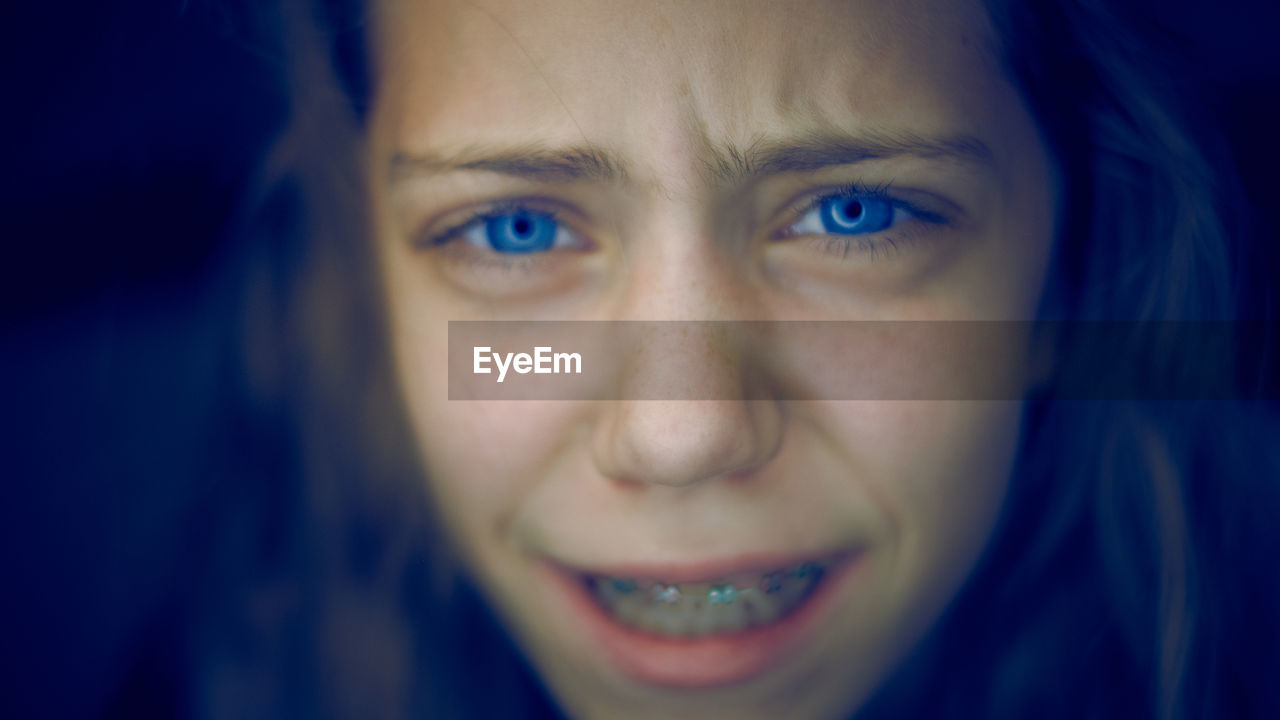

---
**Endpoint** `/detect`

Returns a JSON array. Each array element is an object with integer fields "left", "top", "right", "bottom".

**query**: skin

[{"left": 370, "top": 1, "right": 1058, "bottom": 718}]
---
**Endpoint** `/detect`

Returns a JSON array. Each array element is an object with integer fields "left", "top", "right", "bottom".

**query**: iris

[
  {"left": 818, "top": 195, "right": 894, "bottom": 235},
  {"left": 484, "top": 210, "right": 558, "bottom": 253}
]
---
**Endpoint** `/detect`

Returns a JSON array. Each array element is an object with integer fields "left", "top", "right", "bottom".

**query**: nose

[
  {"left": 593, "top": 395, "right": 784, "bottom": 488},
  {"left": 590, "top": 254, "right": 785, "bottom": 489}
]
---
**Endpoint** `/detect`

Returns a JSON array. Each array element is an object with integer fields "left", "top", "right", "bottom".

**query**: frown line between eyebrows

[{"left": 389, "top": 130, "right": 996, "bottom": 189}]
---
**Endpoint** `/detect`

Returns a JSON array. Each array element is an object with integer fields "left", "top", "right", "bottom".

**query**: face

[{"left": 371, "top": 1, "right": 1057, "bottom": 718}]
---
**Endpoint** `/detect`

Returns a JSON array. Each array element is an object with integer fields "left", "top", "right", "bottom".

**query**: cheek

[
  {"left": 381, "top": 262, "right": 540, "bottom": 536},
  {"left": 408, "top": 387, "right": 584, "bottom": 543},
  {"left": 824, "top": 400, "right": 1020, "bottom": 592}
]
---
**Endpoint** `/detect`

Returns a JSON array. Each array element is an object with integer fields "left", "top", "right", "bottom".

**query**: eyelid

[
  {"left": 412, "top": 196, "right": 591, "bottom": 250},
  {"left": 777, "top": 181, "right": 952, "bottom": 237},
  {"left": 766, "top": 181, "right": 961, "bottom": 266},
  {"left": 439, "top": 203, "right": 560, "bottom": 251}
]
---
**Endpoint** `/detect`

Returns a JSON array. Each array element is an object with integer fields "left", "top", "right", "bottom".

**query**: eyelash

[
  {"left": 782, "top": 181, "right": 948, "bottom": 261},
  {"left": 426, "top": 201, "right": 563, "bottom": 247},
  {"left": 421, "top": 200, "right": 574, "bottom": 274}
]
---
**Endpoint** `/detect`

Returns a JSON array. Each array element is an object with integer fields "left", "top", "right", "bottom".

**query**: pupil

[
  {"left": 842, "top": 200, "right": 864, "bottom": 220},
  {"left": 513, "top": 216, "right": 531, "bottom": 236}
]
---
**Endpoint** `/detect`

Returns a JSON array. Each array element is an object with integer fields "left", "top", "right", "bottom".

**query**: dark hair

[
  {"left": 861, "top": 2, "right": 1280, "bottom": 719},
  {"left": 2, "top": 0, "right": 423, "bottom": 716}
]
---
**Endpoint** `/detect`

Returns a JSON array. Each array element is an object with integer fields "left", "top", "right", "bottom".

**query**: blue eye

[
  {"left": 480, "top": 210, "right": 559, "bottom": 253},
  {"left": 433, "top": 204, "right": 586, "bottom": 258},
  {"left": 819, "top": 195, "right": 894, "bottom": 234},
  {"left": 787, "top": 192, "right": 903, "bottom": 238}
]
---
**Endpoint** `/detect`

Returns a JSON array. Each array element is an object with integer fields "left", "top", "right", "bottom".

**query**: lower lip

[{"left": 541, "top": 556, "right": 859, "bottom": 689}]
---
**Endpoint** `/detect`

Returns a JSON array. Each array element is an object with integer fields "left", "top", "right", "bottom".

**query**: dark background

[{"left": 1, "top": 0, "right": 1276, "bottom": 716}]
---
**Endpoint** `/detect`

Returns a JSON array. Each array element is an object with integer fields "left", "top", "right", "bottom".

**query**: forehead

[{"left": 376, "top": 0, "right": 1010, "bottom": 177}]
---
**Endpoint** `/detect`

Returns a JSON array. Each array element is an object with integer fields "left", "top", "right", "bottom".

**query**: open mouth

[{"left": 583, "top": 561, "right": 829, "bottom": 638}]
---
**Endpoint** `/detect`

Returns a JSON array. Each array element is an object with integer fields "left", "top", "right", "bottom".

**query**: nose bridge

[
  {"left": 621, "top": 320, "right": 747, "bottom": 400},
  {"left": 617, "top": 201, "right": 746, "bottom": 321},
  {"left": 591, "top": 223, "right": 784, "bottom": 488}
]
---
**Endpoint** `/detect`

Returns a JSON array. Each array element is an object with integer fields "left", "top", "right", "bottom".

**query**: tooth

[
  {"left": 760, "top": 571, "right": 785, "bottom": 594},
  {"left": 650, "top": 598, "right": 695, "bottom": 635},
  {"left": 777, "top": 576, "right": 805, "bottom": 605},
  {"left": 591, "top": 562, "right": 829, "bottom": 637},
  {"left": 679, "top": 582, "right": 712, "bottom": 596},
  {"left": 719, "top": 597, "right": 747, "bottom": 632},
  {"left": 707, "top": 584, "right": 737, "bottom": 605},
  {"left": 739, "top": 589, "right": 764, "bottom": 628},
  {"left": 691, "top": 598, "right": 745, "bottom": 636},
  {"left": 790, "top": 562, "right": 820, "bottom": 578},
  {"left": 688, "top": 603, "right": 715, "bottom": 637},
  {"left": 652, "top": 583, "right": 680, "bottom": 604},
  {"left": 594, "top": 577, "right": 618, "bottom": 602},
  {"left": 613, "top": 593, "right": 646, "bottom": 625}
]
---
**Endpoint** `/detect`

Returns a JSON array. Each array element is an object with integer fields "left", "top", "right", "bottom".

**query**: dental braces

[{"left": 607, "top": 562, "right": 824, "bottom": 604}]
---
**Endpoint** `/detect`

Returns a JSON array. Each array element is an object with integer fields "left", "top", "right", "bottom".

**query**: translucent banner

[{"left": 446, "top": 321, "right": 1269, "bottom": 401}]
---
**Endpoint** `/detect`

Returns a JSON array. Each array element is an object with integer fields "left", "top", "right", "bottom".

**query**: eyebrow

[
  {"left": 391, "top": 144, "right": 627, "bottom": 183},
  {"left": 390, "top": 130, "right": 994, "bottom": 187},
  {"left": 705, "top": 130, "right": 995, "bottom": 186}
]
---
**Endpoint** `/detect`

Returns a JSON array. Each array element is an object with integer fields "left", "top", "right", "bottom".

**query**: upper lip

[{"left": 549, "top": 549, "right": 857, "bottom": 584}]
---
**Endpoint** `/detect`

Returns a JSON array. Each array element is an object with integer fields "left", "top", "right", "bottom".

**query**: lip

[{"left": 539, "top": 551, "right": 861, "bottom": 688}]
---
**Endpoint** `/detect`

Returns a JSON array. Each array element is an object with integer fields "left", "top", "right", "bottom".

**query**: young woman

[
  {"left": 362, "top": 1, "right": 1278, "bottom": 719},
  {"left": 8, "top": 0, "right": 1273, "bottom": 718}
]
